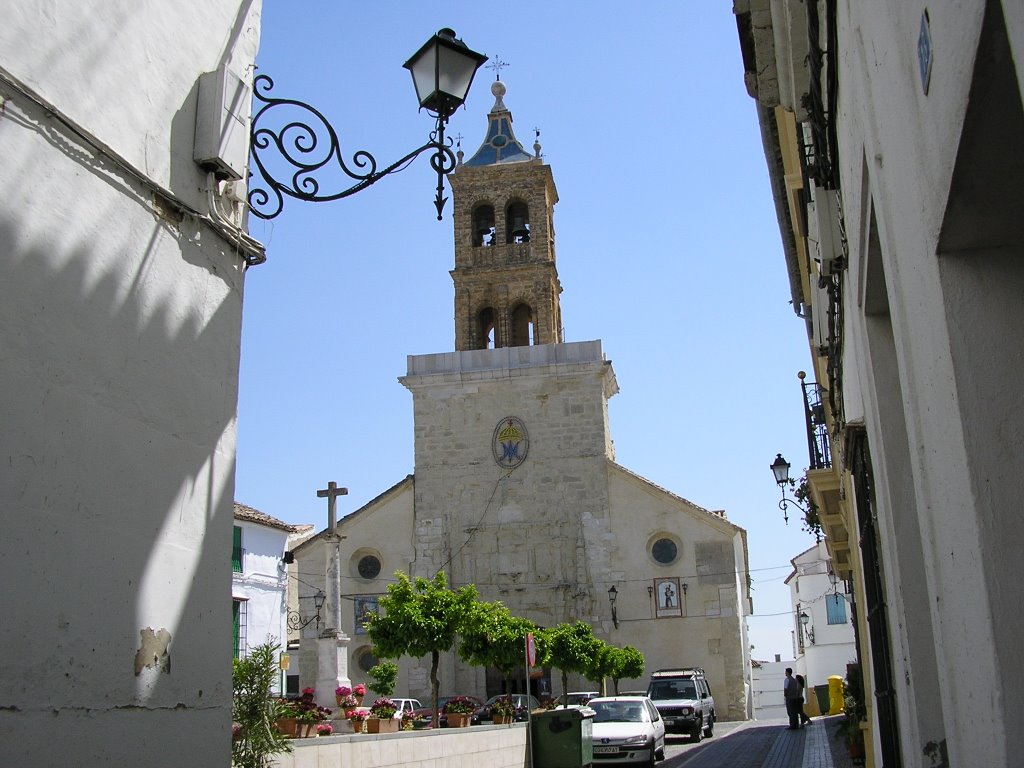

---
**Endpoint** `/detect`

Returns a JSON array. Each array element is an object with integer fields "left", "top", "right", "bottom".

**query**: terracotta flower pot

[
  {"left": 492, "top": 714, "right": 514, "bottom": 725},
  {"left": 275, "top": 717, "right": 298, "bottom": 737},
  {"left": 366, "top": 717, "right": 400, "bottom": 733},
  {"left": 447, "top": 712, "right": 472, "bottom": 728}
]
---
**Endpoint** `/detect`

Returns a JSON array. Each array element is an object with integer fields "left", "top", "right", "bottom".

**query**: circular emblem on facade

[{"left": 492, "top": 416, "right": 529, "bottom": 469}]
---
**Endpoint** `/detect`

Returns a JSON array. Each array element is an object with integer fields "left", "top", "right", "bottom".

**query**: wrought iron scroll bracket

[
  {"left": 287, "top": 608, "right": 320, "bottom": 632},
  {"left": 248, "top": 74, "right": 457, "bottom": 221}
]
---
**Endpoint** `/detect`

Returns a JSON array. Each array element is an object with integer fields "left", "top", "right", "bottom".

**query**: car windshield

[
  {"left": 591, "top": 702, "right": 646, "bottom": 723},
  {"left": 648, "top": 680, "right": 697, "bottom": 700}
]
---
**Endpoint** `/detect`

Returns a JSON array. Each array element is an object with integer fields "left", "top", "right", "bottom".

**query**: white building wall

[
  {"left": 233, "top": 522, "right": 290, "bottom": 654},
  {"left": 0, "top": 3, "right": 261, "bottom": 764},
  {"left": 832, "top": 4, "right": 1024, "bottom": 765},
  {"left": 751, "top": 659, "right": 791, "bottom": 721},
  {"left": 787, "top": 543, "right": 856, "bottom": 695}
]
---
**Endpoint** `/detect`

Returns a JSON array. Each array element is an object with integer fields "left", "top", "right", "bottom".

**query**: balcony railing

[{"left": 802, "top": 378, "right": 831, "bottom": 470}]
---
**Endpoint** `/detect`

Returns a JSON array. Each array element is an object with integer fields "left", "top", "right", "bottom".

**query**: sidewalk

[{"left": 668, "top": 715, "right": 855, "bottom": 768}]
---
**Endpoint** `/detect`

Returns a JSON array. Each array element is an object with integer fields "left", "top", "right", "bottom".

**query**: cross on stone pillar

[
  {"left": 316, "top": 481, "right": 348, "bottom": 535},
  {"left": 313, "top": 481, "right": 351, "bottom": 712}
]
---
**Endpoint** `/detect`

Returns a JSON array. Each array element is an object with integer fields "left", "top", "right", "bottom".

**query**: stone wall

[{"left": 272, "top": 724, "right": 527, "bottom": 768}]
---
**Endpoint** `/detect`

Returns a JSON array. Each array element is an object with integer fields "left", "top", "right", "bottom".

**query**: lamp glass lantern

[
  {"left": 313, "top": 589, "right": 327, "bottom": 612},
  {"left": 771, "top": 453, "right": 792, "bottom": 486},
  {"left": 404, "top": 28, "right": 488, "bottom": 119},
  {"left": 607, "top": 585, "right": 618, "bottom": 607}
]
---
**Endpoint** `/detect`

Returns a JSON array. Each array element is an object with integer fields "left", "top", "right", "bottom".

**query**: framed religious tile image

[
  {"left": 654, "top": 577, "right": 682, "bottom": 618},
  {"left": 354, "top": 596, "right": 378, "bottom": 635}
]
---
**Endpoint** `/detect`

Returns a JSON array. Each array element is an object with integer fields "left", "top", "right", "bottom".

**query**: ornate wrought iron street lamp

[
  {"left": 770, "top": 453, "right": 804, "bottom": 525},
  {"left": 288, "top": 589, "right": 327, "bottom": 631},
  {"left": 249, "top": 28, "right": 487, "bottom": 221}
]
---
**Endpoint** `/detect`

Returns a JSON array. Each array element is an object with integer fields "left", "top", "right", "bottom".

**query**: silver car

[{"left": 588, "top": 696, "right": 666, "bottom": 766}]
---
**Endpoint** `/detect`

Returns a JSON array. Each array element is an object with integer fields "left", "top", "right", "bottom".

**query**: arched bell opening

[
  {"left": 472, "top": 204, "right": 496, "bottom": 247},
  {"left": 510, "top": 303, "right": 534, "bottom": 347},
  {"left": 506, "top": 200, "right": 530, "bottom": 244},
  {"left": 477, "top": 306, "right": 497, "bottom": 349}
]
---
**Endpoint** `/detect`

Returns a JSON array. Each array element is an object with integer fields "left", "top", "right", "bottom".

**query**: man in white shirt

[{"left": 783, "top": 667, "right": 802, "bottom": 729}]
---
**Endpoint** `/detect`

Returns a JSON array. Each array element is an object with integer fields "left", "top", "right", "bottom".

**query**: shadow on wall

[{"left": 0, "top": 95, "right": 244, "bottom": 767}]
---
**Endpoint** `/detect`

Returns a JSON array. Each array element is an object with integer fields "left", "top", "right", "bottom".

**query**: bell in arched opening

[
  {"left": 506, "top": 201, "right": 530, "bottom": 243},
  {"left": 473, "top": 204, "right": 495, "bottom": 247}
]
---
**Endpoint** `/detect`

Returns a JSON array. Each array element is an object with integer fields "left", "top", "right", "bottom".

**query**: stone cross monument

[{"left": 313, "top": 481, "right": 351, "bottom": 711}]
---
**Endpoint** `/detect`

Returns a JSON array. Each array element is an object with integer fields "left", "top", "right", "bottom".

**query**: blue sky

[{"left": 238, "top": 2, "right": 821, "bottom": 663}]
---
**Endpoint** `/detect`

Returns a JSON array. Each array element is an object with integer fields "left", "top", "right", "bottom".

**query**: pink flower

[
  {"left": 353, "top": 683, "right": 367, "bottom": 695},
  {"left": 335, "top": 685, "right": 352, "bottom": 697}
]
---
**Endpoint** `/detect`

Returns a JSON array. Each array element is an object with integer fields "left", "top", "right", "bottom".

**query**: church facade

[{"left": 292, "top": 81, "right": 753, "bottom": 721}]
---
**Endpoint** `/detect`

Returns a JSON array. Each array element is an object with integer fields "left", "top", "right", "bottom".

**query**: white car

[
  {"left": 588, "top": 696, "right": 666, "bottom": 766},
  {"left": 390, "top": 698, "right": 422, "bottom": 720}
]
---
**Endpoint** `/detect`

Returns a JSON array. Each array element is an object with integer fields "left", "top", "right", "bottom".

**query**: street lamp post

[
  {"left": 608, "top": 585, "right": 619, "bottom": 629},
  {"left": 249, "top": 28, "right": 487, "bottom": 220}
]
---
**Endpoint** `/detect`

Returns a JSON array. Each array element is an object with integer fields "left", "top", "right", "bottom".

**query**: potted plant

[
  {"left": 335, "top": 685, "right": 358, "bottom": 709},
  {"left": 273, "top": 697, "right": 301, "bottom": 738},
  {"left": 346, "top": 708, "right": 368, "bottom": 733},
  {"left": 400, "top": 709, "right": 417, "bottom": 731},
  {"left": 315, "top": 723, "right": 333, "bottom": 737},
  {"left": 366, "top": 697, "right": 399, "bottom": 733},
  {"left": 442, "top": 695, "right": 476, "bottom": 728},
  {"left": 293, "top": 688, "right": 332, "bottom": 737},
  {"left": 842, "top": 666, "right": 867, "bottom": 763},
  {"left": 353, "top": 683, "right": 367, "bottom": 705},
  {"left": 489, "top": 695, "right": 516, "bottom": 724}
]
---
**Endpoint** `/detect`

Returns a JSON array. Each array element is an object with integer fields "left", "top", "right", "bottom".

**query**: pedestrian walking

[
  {"left": 783, "top": 668, "right": 802, "bottom": 729},
  {"left": 795, "top": 674, "right": 811, "bottom": 725}
]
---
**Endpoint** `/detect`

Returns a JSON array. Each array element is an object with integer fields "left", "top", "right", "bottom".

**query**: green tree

[
  {"left": 612, "top": 645, "right": 645, "bottom": 695},
  {"left": 366, "top": 571, "right": 478, "bottom": 726},
  {"left": 585, "top": 640, "right": 617, "bottom": 696},
  {"left": 459, "top": 600, "right": 535, "bottom": 692},
  {"left": 231, "top": 640, "right": 291, "bottom": 768},
  {"left": 367, "top": 660, "right": 398, "bottom": 697},
  {"left": 543, "top": 621, "right": 602, "bottom": 706}
]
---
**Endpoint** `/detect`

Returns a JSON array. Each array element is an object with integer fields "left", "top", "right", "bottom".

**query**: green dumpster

[
  {"left": 814, "top": 684, "right": 830, "bottom": 714},
  {"left": 530, "top": 708, "right": 593, "bottom": 768}
]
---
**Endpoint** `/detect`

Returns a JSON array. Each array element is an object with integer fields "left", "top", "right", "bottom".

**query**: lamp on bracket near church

[
  {"left": 248, "top": 28, "right": 488, "bottom": 221},
  {"left": 608, "top": 585, "right": 619, "bottom": 629},
  {"left": 288, "top": 589, "right": 327, "bottom": 632}
]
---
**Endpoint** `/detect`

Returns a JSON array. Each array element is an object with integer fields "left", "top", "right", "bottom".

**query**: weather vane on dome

[{"left": 486, "top": 56, "right": 509, "bottom": 80}]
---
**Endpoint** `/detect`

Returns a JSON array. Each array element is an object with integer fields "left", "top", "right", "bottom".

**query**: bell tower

[{"left": 448, "top": 80, "right": 562, "bottom": 351}]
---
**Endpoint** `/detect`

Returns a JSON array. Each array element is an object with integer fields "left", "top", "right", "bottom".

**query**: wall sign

[
  {"left": 492, "top": 416, "right": 529, "bottom": 469},
  {"left": 654, "top": 577, "right": 683, "bottom": 619},
  {"left": 918, "top": 10, "right": 932, "bottom": 95}
]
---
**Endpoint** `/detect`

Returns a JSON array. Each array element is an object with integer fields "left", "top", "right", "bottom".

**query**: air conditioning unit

[{"left": 812, "top": 184, "right": 843, "bottom": 276}]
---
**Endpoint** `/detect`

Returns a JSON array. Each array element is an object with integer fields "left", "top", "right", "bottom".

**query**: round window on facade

[
  {"left": 356, "top": 647, "right": 379, "bottom": 673},
  {"left": 651, "top": 537, "right": 679, "bottom": 565},
  {"left": 357, "top": 554, "right": 381, "bottom": 580}
]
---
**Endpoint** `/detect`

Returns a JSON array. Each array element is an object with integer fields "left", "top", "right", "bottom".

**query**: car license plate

[{"left": 594, "top": 746, "right": 618, "bottom": 754}]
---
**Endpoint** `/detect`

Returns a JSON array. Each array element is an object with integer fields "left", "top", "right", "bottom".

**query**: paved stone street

[{"left": 658, "top": 715, "right": 855, "bottom": 768}]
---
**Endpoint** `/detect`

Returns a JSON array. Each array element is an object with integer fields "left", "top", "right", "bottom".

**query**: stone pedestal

[{"left": 314, "top": 632, "right": 351, "bottom": 711}]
